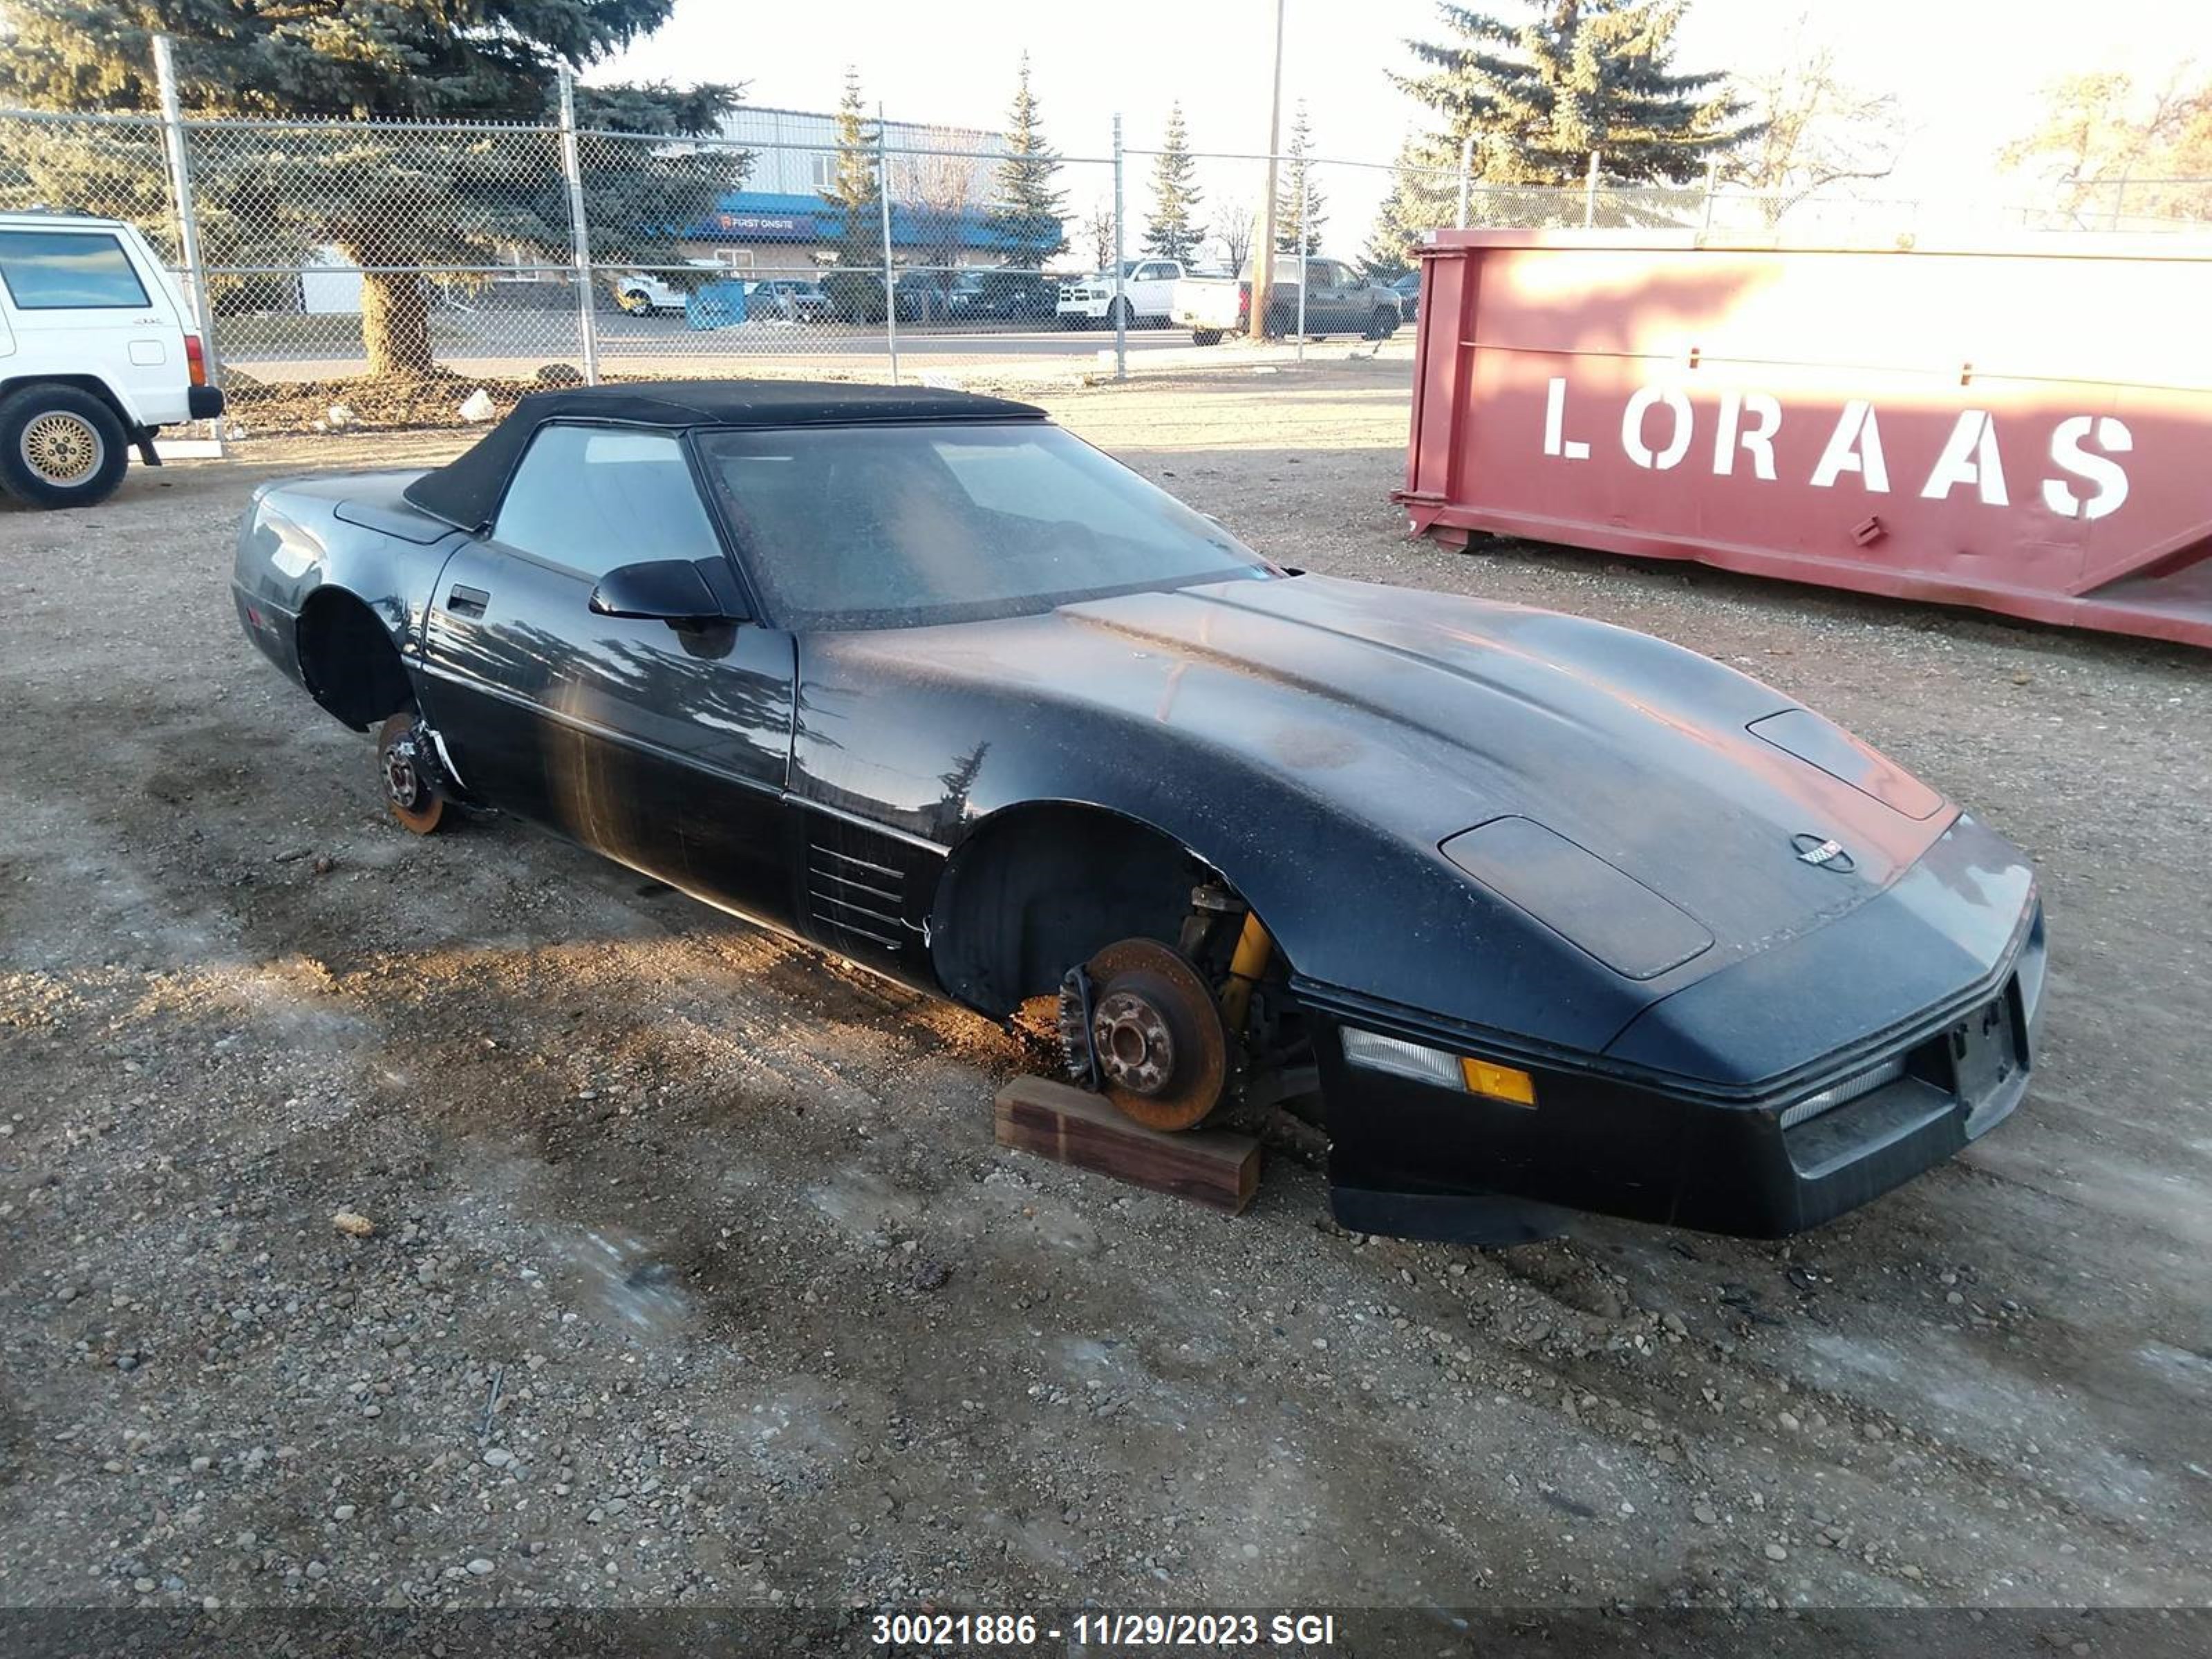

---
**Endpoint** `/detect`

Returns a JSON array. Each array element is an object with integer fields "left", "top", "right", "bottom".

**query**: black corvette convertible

[{"left": 232, "top": 381, "right": 2043, "bottom": 1241}]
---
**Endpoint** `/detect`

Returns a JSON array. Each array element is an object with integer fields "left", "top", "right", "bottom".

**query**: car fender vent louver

[{"left": 807, "top": 843, "right": 908, "bottom": 953}]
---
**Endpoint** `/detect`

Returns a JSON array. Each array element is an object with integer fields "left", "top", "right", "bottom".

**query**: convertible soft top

[{"left": 403, "top": 379, "right": 1047, "bottom": 532}]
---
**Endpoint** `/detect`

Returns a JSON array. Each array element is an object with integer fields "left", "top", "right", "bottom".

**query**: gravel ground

[{"left": 1, "top": 357, "right": 2207, "bottom": 1621}]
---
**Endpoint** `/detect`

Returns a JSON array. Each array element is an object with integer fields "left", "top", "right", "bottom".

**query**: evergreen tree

[
  {"left": 1142, "top": 102, "right": 1205, "bottom": 262},
  {"left": 815, "top": 68, "right": 889, "bottom": 321},
  {"left": 1392, "top": 1, "right": 1754, "bottom": 186},
  {"left": 1274, "top": 102, "right": 1327, "bottom": 255},
  {"left": 824, "top": 68, "right": 885, "bottom": 268},
  {"left": 0, "top": 0, "right": 743, "bottom": 377},
  {"left": 1360, "top": 137, "right": 1456, "bottom": 276},
  {"left": 987, "top": 53, "right": 1067, "bottom": 268}
]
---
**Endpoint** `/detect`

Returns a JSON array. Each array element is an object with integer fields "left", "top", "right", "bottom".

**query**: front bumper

[{"left": 1300, "top": 859, "right": 2045, "bottom": 1241}]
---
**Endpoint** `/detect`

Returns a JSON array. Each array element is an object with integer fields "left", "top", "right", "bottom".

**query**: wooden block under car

[{"left": 993, "top": 1074, "right": 1262, "bottom": 1215}]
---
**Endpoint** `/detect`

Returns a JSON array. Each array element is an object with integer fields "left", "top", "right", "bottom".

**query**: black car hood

[
  {"left": 1027, "top": 574, "right": 1949, "bottom": 966},
  {"left": 802, "top": 572, "right": 1973, "bottom": 1055},
  {"left": 1060, "top": 575, "right": 1950, "bottom": 932}
]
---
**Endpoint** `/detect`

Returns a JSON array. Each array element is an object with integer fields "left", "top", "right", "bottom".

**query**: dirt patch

[
  {"left": 222, "top": 371, "right": 578, "bottom": 439},
  {"left": 1, "top": 358, "right": 2206, "bottom": 1618}
]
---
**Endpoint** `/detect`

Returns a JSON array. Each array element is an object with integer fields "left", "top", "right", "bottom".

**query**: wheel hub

[
  {"left": 383, "top": 731, "right": 424, "bottom": 809},
  {"left": 1054, "top": 938, "right": 1228, "bottom": 1132},
  {"left": 22, "top": 411, "right": 102, "bottom": 485},
  {"left": 1091, "top": 990, "right": 1177, "bottom": 1096}
]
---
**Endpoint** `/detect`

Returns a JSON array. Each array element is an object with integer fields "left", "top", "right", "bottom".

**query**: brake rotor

[
  {"left": 377, "top": 712, "right": 447, "bottom": 836},
  {"left": 1056, "top": 938, "right": 1228, "bottom": 1133}
]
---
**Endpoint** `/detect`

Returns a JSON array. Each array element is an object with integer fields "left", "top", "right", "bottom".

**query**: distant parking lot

[{"left": 212, "top": 287, "right": 1232, "bottom": 384}]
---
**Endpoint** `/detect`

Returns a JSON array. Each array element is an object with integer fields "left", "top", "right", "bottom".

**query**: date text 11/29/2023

[{"left": 870, "top": 1611, "right": 1340, "bottom": 1649}]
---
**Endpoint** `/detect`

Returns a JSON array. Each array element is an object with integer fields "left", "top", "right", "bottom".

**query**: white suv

[{"left": 0, "top": 210, "right": 224, "bottom": 509}]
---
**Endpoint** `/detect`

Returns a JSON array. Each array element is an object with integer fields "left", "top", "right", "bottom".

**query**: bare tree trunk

[{"left": 356, "top": 264, "right": 437, "bottom": 379}]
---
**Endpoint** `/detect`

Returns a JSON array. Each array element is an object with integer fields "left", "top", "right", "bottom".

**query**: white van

[{"left": 0, "top": 209, "right": 225, "bottom": 509}]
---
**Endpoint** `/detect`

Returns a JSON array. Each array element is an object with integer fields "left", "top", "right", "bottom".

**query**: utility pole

[
  {"left": 151, "top": 35, "right": 218, "bottom": 395},
  {"left": 1249, "top": 0, "right": 1286, "bottom": 342}
]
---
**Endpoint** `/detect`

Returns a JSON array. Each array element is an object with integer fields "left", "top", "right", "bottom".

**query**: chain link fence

[
  {"left": 0, "top": 90, "right": 1132, "bottom": 429},
  {"left": 2014, "top": 176, "right": 2212, "bottom": 232},
  {"left": 8, "top": 77, "right": 2212, "bottom": 438}
]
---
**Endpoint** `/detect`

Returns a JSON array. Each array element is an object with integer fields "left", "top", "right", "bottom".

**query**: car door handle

[{"left": 447, "top": 585, "right": 490, "bottom": 618}]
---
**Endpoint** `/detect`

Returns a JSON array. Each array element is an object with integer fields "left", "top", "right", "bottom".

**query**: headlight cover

[
  {"left": 1778, "top": 1055, "right": 1908, "bottom": 1129},
  {"left": 1340, "top": 1027, "right": 1538, "bottom": 1107}
]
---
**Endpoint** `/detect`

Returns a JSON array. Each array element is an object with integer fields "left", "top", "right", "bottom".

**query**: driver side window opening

[{"left": 491, "top": 424, "right": 722, "bottom": 579}]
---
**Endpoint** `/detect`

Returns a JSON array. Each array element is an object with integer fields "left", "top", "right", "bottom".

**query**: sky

[{"left": 592, "top": 0, "right": 2212, "bottom": 248}]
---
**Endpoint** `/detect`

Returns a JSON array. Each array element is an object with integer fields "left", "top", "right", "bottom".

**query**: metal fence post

[
  {"left": 150, "top": 35, "right": 221, "bottom": 412},
  {"left": 1294, "top": 165, "right": 1308, "bottom": 362},
  {"left": 1110, "top": 115, "right": 1127, "bottom": 381},
  {"left": 1457, "top": 133, "right": 1473, "bottom": 229},
  {"left": 556, "top": 68, "right": 600, "bottom": 386},
  {"left": 1700, "top": 156, "right": 1718, "bottom": 234},
  {"left": 1584, "top": 151, "right": 1601, "bottom": 228},
  {"left": 878, "top": 108, "right": 899, "bottom": 385}
]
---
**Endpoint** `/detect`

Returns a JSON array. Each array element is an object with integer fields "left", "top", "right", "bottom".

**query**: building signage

[{"left": 712, "top": 210, "right": 812, "bottom": 238}]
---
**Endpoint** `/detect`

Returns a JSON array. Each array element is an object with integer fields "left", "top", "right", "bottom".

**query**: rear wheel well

[
  {"left": 0, "top": 375, "right": 139, "bottom": 435},
  {"left": 929, "top": 803, "right": 1218, "bottom": 1016},
  {"left": 296, "top": 589, "right": 414, "bottom": 731}
]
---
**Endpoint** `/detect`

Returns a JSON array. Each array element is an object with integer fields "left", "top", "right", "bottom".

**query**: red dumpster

[{"left": 1398, "top": 228, "right": 2212, "bottom": 648}]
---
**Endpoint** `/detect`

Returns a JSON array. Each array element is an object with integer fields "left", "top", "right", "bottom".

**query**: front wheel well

[
  {"left": 296, "top": 588, "right": 414, "bottom": 731},
  {"left": 929, "top": 803, "right": 1223, "bottom": 1017}
]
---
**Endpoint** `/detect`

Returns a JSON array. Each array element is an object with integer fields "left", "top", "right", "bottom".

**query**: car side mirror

[{"left": 588, "top": 559, "right": 743, "bottom": 626}]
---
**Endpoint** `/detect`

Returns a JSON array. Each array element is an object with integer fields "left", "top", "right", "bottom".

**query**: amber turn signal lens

[{"left": 1460, "top": 1056, "right": 1537, "bottom": 1107}]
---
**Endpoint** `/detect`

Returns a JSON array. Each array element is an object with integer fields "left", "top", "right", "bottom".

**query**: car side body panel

[{"left": 229, "top": 470, "right": 460, "bottom": 715}]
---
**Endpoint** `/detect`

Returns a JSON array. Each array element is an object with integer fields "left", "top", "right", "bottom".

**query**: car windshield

[{"left": 695, "top": 422, "right": 1275, "bottom": 630}]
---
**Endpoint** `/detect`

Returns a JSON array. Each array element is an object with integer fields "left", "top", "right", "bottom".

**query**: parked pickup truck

[
  {"left": 1172, "top": 259, "right": 1403, "bottom": 346},
  {"left": 1056, "top": 259, "right": 1188, "bottom": 329},
  {"left": 0, "top": 209, "right": 225, "bottom": 509}
]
